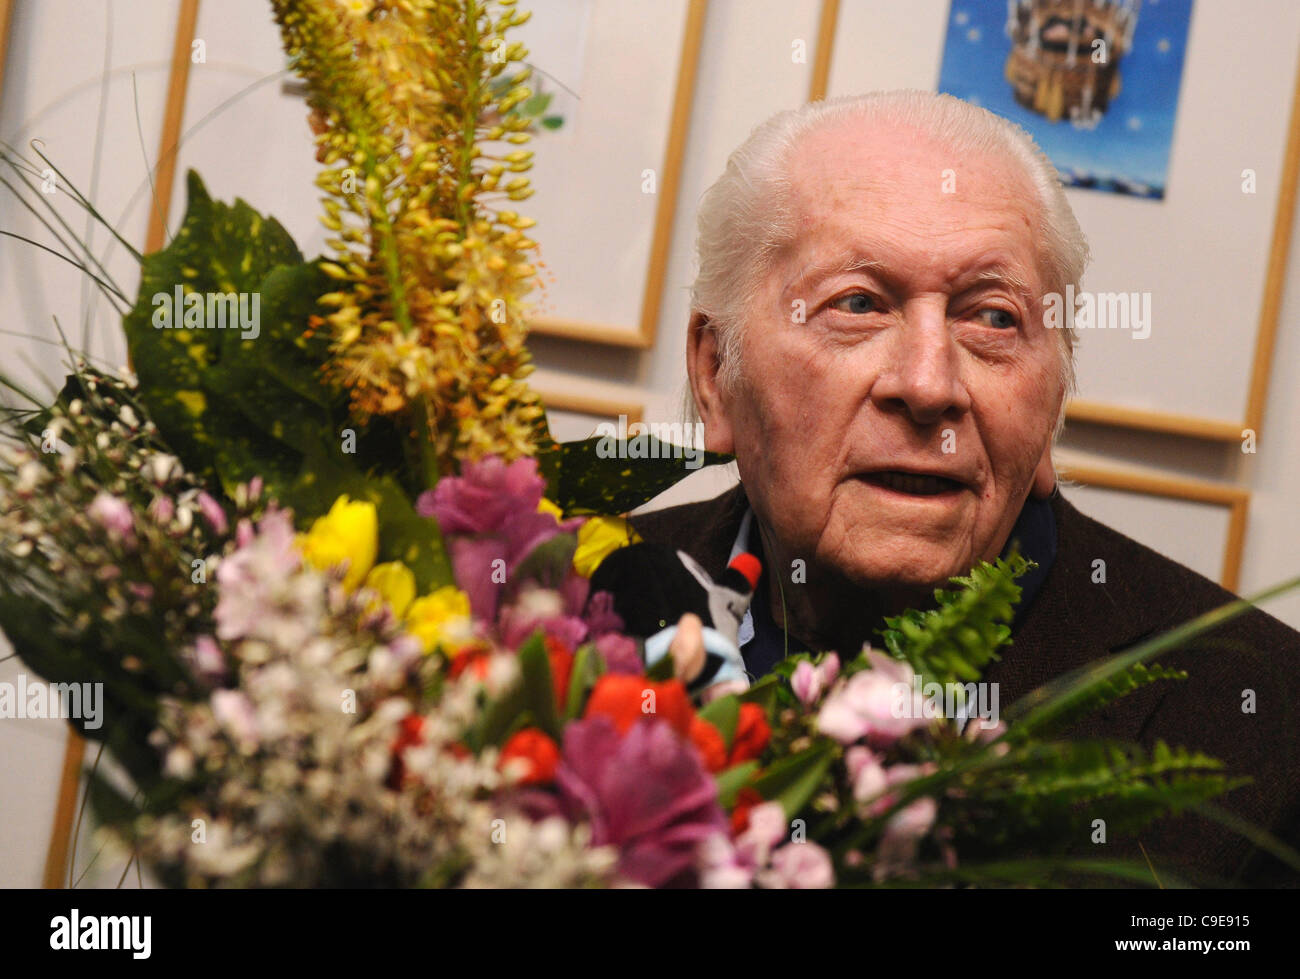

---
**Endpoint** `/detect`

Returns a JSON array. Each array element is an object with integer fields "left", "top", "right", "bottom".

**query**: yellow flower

[
  {"left": 297, "top": 495, "right": 378, "bottom": 592},
  {"left": 572, "top": 516, "right": 641, "bottom": 578},
  {"left": 537, "top": 497, "right": 564, "bottom": 521},
  {"left": 363, "top": 561, "right": 416, "bottom": 618},
  {"left": 406, "top": 586, "right": 473, "bottom": 655}
]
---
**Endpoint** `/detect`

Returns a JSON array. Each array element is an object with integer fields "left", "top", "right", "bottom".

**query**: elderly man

[{"left": 628, "top": 91, "right": 1300, "bottom": 886}]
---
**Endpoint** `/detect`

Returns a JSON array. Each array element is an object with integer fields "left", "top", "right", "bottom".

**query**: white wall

[{"left": 1, "top": 0, "right": 1297, "bottom": 887}]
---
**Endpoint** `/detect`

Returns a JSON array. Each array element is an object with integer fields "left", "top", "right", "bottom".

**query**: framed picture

[
  {"left": 513, "top": 0, "right": 707, "bottom": 349},
  {"left": 812, "top": 0, "right": 1300, "bottom": 443},
  {"left": 531, "top": 368, "right": 645, "bottom": 441}
]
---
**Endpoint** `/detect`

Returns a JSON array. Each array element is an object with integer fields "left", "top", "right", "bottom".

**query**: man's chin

[{"left": 823, "top": 540, "right": 975, "bottom": 593}]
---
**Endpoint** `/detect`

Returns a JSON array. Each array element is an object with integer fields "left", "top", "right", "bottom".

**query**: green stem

[
  {"left": 412, "top": 396, "right": 441, "bottom": 489},
  {"left": 351, "top": 123, "right": 414, "bottom": 336},
  {"left": 457, "top": 1, "right": 483, "bottom": 233}
]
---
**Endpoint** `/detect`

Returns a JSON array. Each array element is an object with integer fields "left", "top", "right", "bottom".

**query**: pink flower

[
  {"left": 865, "top": 763, "right": 939, "bottom": 821},
  {"left": 845, "top": 745, "right": 889, "bottom": 807},
  {"left": 697, "top": 833, "right": 755, "bottom": 888},
  {"left": 418, "top": 457, "right": 582, "bottom": 622},
  {"left": 791, "top": 653, "right": 840, "bottom": 705},
  {"left": 763, "top": 842, "right": 835, "bottom": 888},
  {"left": 88, "top": 492, "right": 135, "bottom": 544},
  {"left": 816, "top": 651, "right": 928, "bottom": 746},
  {"left": 148, "top": 495, "right": 175, "bottom": 525},
  {"left": 557, "top": 716, "right": 726, "bottom": 887},
  {"left": 186, "top": 635, "right": 227, "bottom": 684},
  {"left": 196, "top": 491, "right": 228, "bottom": 535},
  {"left": 211, "top": 689, "right": 259, "bottom": 751},
  {"left": 873, "top": 796, "right": 938, "bottom": 882},
  {"left": 417, "top": 456, "right": 544, "bottom": 532},
  {"left": 214, "top": 508, "right": 313, "bottom": 646}
]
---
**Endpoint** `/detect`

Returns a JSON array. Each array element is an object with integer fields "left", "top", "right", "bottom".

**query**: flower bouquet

[{"left": 0, "top": 0, "right": 1285, "bottom": 888}]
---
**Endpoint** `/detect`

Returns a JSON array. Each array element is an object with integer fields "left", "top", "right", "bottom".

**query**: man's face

[{"left": 700, "top": 120, "right": 1064, "bottom": 589}]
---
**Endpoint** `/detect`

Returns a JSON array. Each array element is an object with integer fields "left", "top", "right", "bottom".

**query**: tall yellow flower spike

[{"left": 272, "top": 0, "right": 547, "bottom": 473}]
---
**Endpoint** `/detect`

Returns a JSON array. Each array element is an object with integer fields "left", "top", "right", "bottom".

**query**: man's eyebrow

[
  {"left": 962, "top": 263, "right": 1034, "bottom": 299},
  {"left": 785, "top": 254, "right": 1035, "bottom": 299},
  {"left": 784, "top": 253, "right": 888, "bottom": 294}
]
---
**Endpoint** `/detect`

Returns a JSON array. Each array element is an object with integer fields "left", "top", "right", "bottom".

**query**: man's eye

[
  {"left": 830, "top": 292, "right": 876, "bottom": 314},
  {"left": 977, "top": 308, "right": 1018, "bottom": 329}
]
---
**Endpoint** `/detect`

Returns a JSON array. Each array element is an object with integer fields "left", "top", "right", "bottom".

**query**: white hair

[{"left": 687, "top": 90, "right": 1090, "bottom": 438}]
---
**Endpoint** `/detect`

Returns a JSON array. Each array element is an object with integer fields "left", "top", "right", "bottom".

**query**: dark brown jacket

[{"left": 631, "top": 483, "right": 1300, "bottom": 886}]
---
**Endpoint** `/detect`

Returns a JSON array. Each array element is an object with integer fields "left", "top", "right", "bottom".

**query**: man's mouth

[{"left": 857, "top": 470, "right": 967, "bottom": 497}]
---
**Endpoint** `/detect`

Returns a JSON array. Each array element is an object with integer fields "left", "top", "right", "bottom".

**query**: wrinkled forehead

[{"left": 778, "top": 118, "right": 1048, "bottom": 291}]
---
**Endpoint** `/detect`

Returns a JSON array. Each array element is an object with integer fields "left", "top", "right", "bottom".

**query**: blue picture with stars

[{"left": 938, "top": 0, "right": 1194, "bottom": 199}]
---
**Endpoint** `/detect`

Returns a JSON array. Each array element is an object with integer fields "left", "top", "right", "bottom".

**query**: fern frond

[
  {"left": 875, "top": 552, "right": 1033, "bottom": 685},
  {"left": 1009, "top": 661, "right": 1187, "bottom": 739}
]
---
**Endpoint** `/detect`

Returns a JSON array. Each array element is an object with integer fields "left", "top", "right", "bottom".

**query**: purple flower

[
  {"left": 583, "top": 589, "right": 625, "bottom": 638},
  {"left": 557, "top": 716, "right": 726, "bottom": 887},
  {"left": 595, "top": 632, "right": 643, "bottom": 675},
  {"left": 417, "top": 457, "right": 581, "bottom": 622},
  {"left": 88, "top": 492, "right": 135, "bottom": 544},
  {"left": 498, "top": 589, "right": 589, "bottom": 650}
]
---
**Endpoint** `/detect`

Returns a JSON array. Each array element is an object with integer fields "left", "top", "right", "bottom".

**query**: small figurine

[{"left": 588, "top": 543, "right": 762, "bottom": 695}]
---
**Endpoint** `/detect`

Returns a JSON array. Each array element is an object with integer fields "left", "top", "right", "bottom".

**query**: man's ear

[
  {"left": 1030, "top": 442, "right": 1057, "bottom": 499},
  {"left": 686, "top": 311, "right": 736, "bottom": 454}
]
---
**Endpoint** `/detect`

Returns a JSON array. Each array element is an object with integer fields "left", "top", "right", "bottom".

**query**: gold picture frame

[
  {"left": 526, "top": 0, "right": 708, "bottom": 349},
  {"left": 1057, "top": 462, "right": 1250, "bottom": 592}
]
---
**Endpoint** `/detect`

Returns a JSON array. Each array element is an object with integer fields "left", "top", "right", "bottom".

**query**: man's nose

[{"left": 870, "top": 306, "right": 970, "bottom": 426}]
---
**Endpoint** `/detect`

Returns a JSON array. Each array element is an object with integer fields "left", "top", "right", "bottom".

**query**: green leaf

[
  {"left": 738, "top": 674, "right": 781, "bottom": 714},
  {"left": 535, "top": 434, "right": 733, "bottom": 515},
  {"left": 517, "top": 633, "right": 562, "bottom": 741},
  {"left": 1009, "top": 662, "right": 1187, "bottom": 739},
  {"left": 715, "top": 760, "right": 760, "bottom": 809},
  {"left": 564, "top": 642, "right": 604, "bottom": 720},
  {"left": 473, "top": 684, "right": 524, "bottom": 752},
  {"left": 697, "top": 694, "right": 740, "bottom": 749},
  {"left": 751, "top": 739, "right": 836, "bottom": 820},
  {"left": 123, "top": 170, "right": 305, "bottom": 484},
  {"left": 521, "top": 92, "right": 552, "bottom": 116},
  {"left": 645, "top": 649, "right": 675, "bottom": 682}
]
